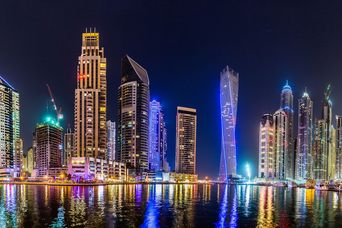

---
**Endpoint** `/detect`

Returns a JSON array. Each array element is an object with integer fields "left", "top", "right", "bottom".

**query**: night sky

[{"left": 1, "top": 1, "right": 342, "bottom": 178}]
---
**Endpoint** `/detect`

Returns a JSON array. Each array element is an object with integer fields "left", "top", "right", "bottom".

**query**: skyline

[{"left": 3, "top": 2, "right": 342, "bottom": 178}]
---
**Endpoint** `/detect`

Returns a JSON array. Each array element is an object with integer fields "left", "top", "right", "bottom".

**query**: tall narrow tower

[
  {"left": 117, "top": 55, "right": 150, "bottom": 175},
  {"left": 280, "top": 81, "right": 294, "bottom": 179},
  {"left": 149, "top": 100, "right": 167, "bottom": 172},
  {"left": 258, "top": 114, "right": 275, "bottom": 179},
  {"left": 175, "top": 106, "right": 197, "bottom": 174},
  {"left": 335, "top": 115, "right": 342, "bottom": 179},
  {"left": 0, "top": 76, "right": 20, "bottom": 178},
  {"left": 74, "top": 29, "right": 107, "bottom": 159},
  {"left": 322, "top": 85, "right": 335, "bottom": 180},
  {"left": 296, "top": 89, "right": 313, "bottom": 180},
  {"left": 219, "top": 66, "right": 239, "bottom": 181}
]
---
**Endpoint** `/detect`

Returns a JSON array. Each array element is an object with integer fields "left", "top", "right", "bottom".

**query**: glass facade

[{"left": 219, "top": 66, "right": 239, "bottom": 181}]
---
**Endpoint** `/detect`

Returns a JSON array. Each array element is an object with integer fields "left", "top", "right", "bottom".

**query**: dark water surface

[{"left": 0, "top": 184, "right": 342, "bottom": 227}]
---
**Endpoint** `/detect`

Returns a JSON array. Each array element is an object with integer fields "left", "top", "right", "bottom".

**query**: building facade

[
  {"left": 74, "top": 29, "right": 107, "bottom": 159},
  {"left": 148, "top": 100, "right": 167, "bottom": 172},
  {"left": 175, "top": 106, "right": 197, "bottom": 174},
  {"left": 116, "top": 55, "right": 150, "bottom": 175},
  {"left": 336, "top": 115, "right": 342, "bottom": 179},
  {"left": 14, "top": 138, "right": 23, "bottom": 177},
  {"left": 22, "top": 147, "right": 34, "bottom": 175},
  {"left": 33, "top": 118, "right": 63, "bottom": 177},
  {"left": 273, "top": 109, "right": 288, "bottom": 179},
  {"left": 258, "top": 114, "right": 275, "bottom": 179},
  {"left": 280, "top": 81, "right": 294, "bottom": 179},
  {"left": 219, "top": 66, "right": 239, "bottom": 181},
  {"left": 0, "top": 76, "right": 20, "bottom": 179},
  {"left": 313, "top": 119, "right": 328, "bottom": 180},
  {"left": 106, "top": 121, "right": 115, "bottom": 161},
  {"left": 296, "top": 90, "right": 313, "bottom": 180},
  {"left": 64, "top": 128, "right": 75, "bottom": 166}
]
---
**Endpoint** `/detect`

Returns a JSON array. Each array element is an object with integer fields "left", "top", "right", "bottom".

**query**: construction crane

[{"left": 46, "top": 84, "right": 63, "bottom": 124}]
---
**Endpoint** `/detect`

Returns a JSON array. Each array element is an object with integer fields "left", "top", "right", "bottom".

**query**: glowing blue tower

[
  {"left": 219, "top": 66, "right": 239, "bottom": 181},
  {"left": 148, "top": 100, "right": 167, "bottom": 172}
]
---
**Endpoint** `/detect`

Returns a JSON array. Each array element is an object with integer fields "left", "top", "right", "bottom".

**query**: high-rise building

[
  {"left": 22, "top": 147, "right": 34, "bottom": 175},
  {"left": 273, "top": 109, "right": 288, "bottom": 179},
  {"left": 296, "top": 90, "right": 313, "bottom": 180},
  {"left": 0, "top": 76, "right": 20, "bottom": 178},
  {"left": 313, "top": 119, "right": 328, "bottom": 180},
  {"left": 219, "top": 66, "right": 239, "bottom": 181},
  {"left": 33, "top": 117, "right": 63, "bottom": 177},
  {"left": 63, "top": 128, "right": 75, "bottom": 166},
  {"left": 322, "top": 85, "right": 336, "bottom": 180},
  {"left": 280, "top": 81, "right": 294, "bottom": 179},
  {"left": 117, "top": 55, "right": 150, "bottom": 174},
  {"left": 148, "top": 100, "right": 167, "bottom": 172},
  {"left": 336, "top": 115, "right": 342, "bottom": 179},
  {"left": 74, "top": 29, "right": 107, "bottom": 159},
  {"left": 258, "top": 114, "right": 275, "bottom": 179},
  {"left": 329, "top": 126, "right": 336, "bottom": 179},
  {"left": 175, "top": 106, "right": 197, "bottom": 174},
  {"left": 14, "top": 138, "right": 23, "bottom": 176},
  {"left": 107, "top": 121, "right": 115, "bottom": 161}
]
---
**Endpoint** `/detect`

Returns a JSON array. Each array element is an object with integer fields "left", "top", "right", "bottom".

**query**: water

[{"left": 0, "top": 184, "right": 342, "bottom": 227}]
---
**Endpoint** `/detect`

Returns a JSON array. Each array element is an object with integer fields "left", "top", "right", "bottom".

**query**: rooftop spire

[{"left": 282, "top": 80, "right": 292, "bottom": 91}]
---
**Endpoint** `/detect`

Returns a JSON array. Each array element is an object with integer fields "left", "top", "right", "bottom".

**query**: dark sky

[{"left": 1, "top": 1, "right": 342, "bottom": 178}]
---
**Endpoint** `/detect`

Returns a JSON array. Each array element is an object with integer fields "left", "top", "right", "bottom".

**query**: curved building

[{"left": 219, "top": 66, "right": 239, "bottom": 181}]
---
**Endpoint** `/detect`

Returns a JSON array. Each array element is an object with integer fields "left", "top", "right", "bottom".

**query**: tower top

[{"left": 282, "top": 80, "right": 292, "bottom": 92}]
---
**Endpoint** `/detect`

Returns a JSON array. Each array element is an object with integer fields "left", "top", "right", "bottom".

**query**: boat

[
  {"left": 305, "top": 179, "right": 315, "bottom": 189},
  {"left": 315, "top": 181, "right": 329, "bottom": 191},
  {"left": 334, "top": 181, "right": 342, "bottom": 191}
]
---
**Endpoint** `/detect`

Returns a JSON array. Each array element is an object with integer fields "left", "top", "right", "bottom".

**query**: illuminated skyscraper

[
  {"left": 14, "top": 138, "right": 23, "bottom": 176},
  {"left": 219, "top": 66, "right": 239, "bottom": 181},
  {"left": 107, "top": 121, "right": 115, "bottom": 161},
  {"left": 258, "top": 114, "right": 275, "bottom": 179},
  {"left": 313, "top": 119, "right": 328, "bottom": 180},
  {"left": 63, "top": 128, "right": 75, "bottom": 166},
  {"left": 280, "top": 81, "right": 294, "bottom": 179},
  {"left": 74, "top": 29, "right": 107, "bottom": 159},
  {"left": 148, "top": 100, "right": 167, "bottom": 171},
  {"left": 33, "top": 117, "right": 63, "bottom": 177},
  {"left": 175, "top": 106, "right": 197, "bottom": 174},
  {"left": 336, "top": 115, "right": 342, "bottom": 179},
  {"left": 0, "top": 76, "right": 20, "bottom": 178},
  {"left": 117, "top": 55, "right": 150, "bottom": 174},
  {"left": 296, "top": 90, "right": 313, "bottom": 180},
  {"left": 321, "top": 85, "right": 336, "bottom": 180},
  {"left": 274, "top": 109, "right": 287, "bottom": 179}
]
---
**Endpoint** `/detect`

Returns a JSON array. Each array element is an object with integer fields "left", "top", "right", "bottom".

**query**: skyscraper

[
  {"left": 280, "top": 81, "right": 294, "bottom": 179},
  {"left": 336, "top": 115, "right": 342, "bottom": 179},
  {"left": 33, "top": 117, "right": 63, "bottom": 177},
  {"left": 0, "top": 76, "right": 20, "bottom": 178},
  {"left": 296, "top": 90, "right": 313, "bottom": 180},
  {"left": 74, "top": 29, "right": 107, "bottom": 159},
  {"left": 117, "top": 55, "right": 150, "bottom": 175},
  {"left": 148, "top": 100, "right": 167, "bottom": 172},
  {"left": 258, "top": 114, "right": 275, "bottom": 179},
  {"left": 63, "top": 128, "right": 75, "bottom": 166},
  {"left": 274, "top": 109, "right": 288, "bottom": 179},
  {"left": 14, "top": 138, "right": 23, "bottom": 176},
  {"left": 322, "top": 85, "right": 336, "bottom": 180},
  {"left": 219, "top": 66, "right": 239, "bottom": 181},
  {"left": 313, "top": 119, "right": 328, "bottom": 180},
  {"left": 107, "top": 121, "right": 115, "bottom": 161},
  {"left": 175, "top": 106, "right": 197, "bottom": 174}
]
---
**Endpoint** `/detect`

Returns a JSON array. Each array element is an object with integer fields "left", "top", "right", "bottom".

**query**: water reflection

[{"left": 0, "top": 184, "right": 342, "bottom": 227}]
